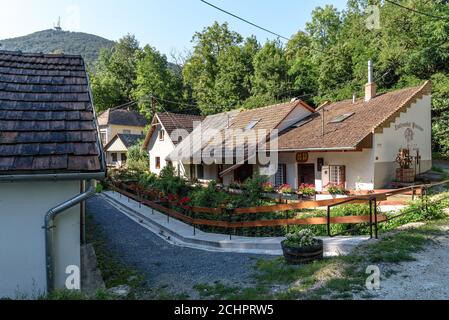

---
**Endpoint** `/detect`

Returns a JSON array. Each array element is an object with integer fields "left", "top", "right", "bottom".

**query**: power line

[
  {"left": 384, "top": 0, "right": 449, "bottom": 21},
  {"left": 200, "top": 0, "right": 326, "bottom": 54},
  {"left": 200, "top": 0, "right": 289, "bottom": 41}
]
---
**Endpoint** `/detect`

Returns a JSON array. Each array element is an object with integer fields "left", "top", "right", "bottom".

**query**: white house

[
  {"left": 143, "top": 112, "right": 204, "bottom": 176},
  {"left": 104, "top": 133, "right": 145, "bottom": 168},
  {"left": 0, "top": 51, "right": 106, "bottom": 298},
  {"left": 169, "top": 63, "right": 432, "bottom": 191}
]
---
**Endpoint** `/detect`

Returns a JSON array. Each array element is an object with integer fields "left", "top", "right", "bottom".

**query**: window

[
  {"left": 155, "top": 157, "right": 161, "bottom": 169},
  {"left": 111, "top": 153, "right": 118, "bottom": 163},
  {"left": 197, "top": 165, "right": 204, "bottom": 180},
  {"left": 317, "top": 158, "right": 324, "bottom": 172},
  {"left": 100, "top": 130, "right": 107, "bottom": 145},
  {"left": 275, "top": 164, "right": 287, "bottom": 186},
  {"left": 246, "top": 119, "right": 261, "bottom": 130},
  {"left": 330, "top": 165, "right": 346, "bottom": 185},
  {"left": 121, "top": 153, "right": 127, "bottom": 163},
  {"left": 329, "top": 113, "right": 355, "bottom": 124},
  {"left": 123, "top": 130, "right": 131, "bottom": 134},
  {"left": 159, "top": 130, "right": 165, "bottom": 141}
]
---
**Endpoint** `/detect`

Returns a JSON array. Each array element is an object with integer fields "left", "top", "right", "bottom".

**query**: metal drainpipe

[{"left": 44, "top": 179, "right": 96, "bottom": 293}]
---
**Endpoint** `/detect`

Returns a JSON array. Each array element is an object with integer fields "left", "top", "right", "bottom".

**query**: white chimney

[{"left": 365, "top": 60, "right": 377, "bottom": 102}]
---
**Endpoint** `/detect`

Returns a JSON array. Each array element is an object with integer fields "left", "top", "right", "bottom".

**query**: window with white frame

[
  {"left": 100, "top": 130, "right": 107, "bottom": 145},
  {"left": 329, "top": 165, "right": 346, "bottom": 185},
  {"left": 159, "top": 129, "right": 165, "bottom": 141}
]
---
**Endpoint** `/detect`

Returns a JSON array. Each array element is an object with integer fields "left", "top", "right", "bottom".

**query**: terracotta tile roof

[
  {"left": 277, "top": 81, "right": 432, "bottom": 151},
  {"left": 229, "top": 101, "right": 298, "bottom": 130},
  {"left": 98, "top": 108, "right": 148, "bottom": 127},
  {"left": 0, "top": 51, "right": 105, "bottom": 175}
]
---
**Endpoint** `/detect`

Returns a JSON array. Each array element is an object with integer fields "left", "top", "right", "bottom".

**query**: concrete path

[{"left": 101, "top": 191, "right": 369, "bottom": 257}]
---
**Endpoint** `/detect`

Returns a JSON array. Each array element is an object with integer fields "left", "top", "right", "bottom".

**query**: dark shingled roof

[
  {"left": 0, "top": 51, "right": 105, "bottom": 175},
  {"left": 98, "top": 108, "right": 148, "bottom": 127}
]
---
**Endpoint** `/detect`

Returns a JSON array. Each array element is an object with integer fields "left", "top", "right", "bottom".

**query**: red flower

[{"left": 178, "top": 197, "right": 191, "bottom": 205}]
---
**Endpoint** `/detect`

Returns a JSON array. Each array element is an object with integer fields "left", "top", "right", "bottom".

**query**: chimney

[{"left": 365, "top": 60, "right": 377, "bottom": 102}]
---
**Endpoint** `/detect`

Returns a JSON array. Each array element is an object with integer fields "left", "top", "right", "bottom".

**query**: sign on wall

[{"left": 296, "top": 152, "right": 309, "bottom": 163}]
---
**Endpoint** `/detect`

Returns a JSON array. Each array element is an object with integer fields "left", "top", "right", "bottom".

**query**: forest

[{"left": 88, "top": 0, "right": 449, "bottom": 156}]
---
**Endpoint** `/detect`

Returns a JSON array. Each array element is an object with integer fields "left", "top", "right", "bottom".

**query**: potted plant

[
  {"left": 327, "top": 184, "right": 348, "bottom": 198},
  {"left": 281, "top": 229, "right": 323, "bottom": 265},
  {"left": 277, "top": 184, "right": 293, "bottom": 194},
  {"left": 298, "top": 184, "right": 316, "bottom": 199},
  {"left": 396, "top": 148, "right": 415, "bottom": 183},
  {"left": 261, "top": 182, "right": 275, "bottom": 193}
]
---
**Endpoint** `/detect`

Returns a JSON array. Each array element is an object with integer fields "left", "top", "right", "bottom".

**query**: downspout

[{"left": 44, "top": 179, "right": 96, "bottom": 293}]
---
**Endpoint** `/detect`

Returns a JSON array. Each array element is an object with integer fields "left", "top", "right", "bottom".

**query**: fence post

[
  {"left": 369, "top": 198, "right": 373, "bottom": 239},
  {"left": 374, "top": 199, "right": 379, "bottom": 240},
  {"left": 411, "top": 187, "right": 415, "bottom": 201},
  {"left": 192, "top": 209, "right": 196, "bottom": 236},
  {"left": 228, "top": 208, "right": 233, "bottom": 241},
  {"left": 327, "top": 206, "right": 331, "bottom": 237}
]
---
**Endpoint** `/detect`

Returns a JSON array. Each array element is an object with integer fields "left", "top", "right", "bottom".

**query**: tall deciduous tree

[
  {"left": 133, "top": 45, "right": 188, "bottom": 119},
  {"left": 183, "top": 22, "right": 244, "bottom": 115},
  {"left": 90, "top": 34, "right": 142, "bottom": 112}
]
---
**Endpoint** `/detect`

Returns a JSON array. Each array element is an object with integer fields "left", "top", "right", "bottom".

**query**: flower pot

[{"left": 281, "top": 240, "right": 324, "bottom": 265}]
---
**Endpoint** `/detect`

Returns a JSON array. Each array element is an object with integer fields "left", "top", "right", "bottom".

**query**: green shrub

[
  {"left": 155, "top": 165, "right": 190, "bottom": 196},
  {"left": 189, "top": 182, "right": 231, "bottom": 208},
  {"left": 138, "top": 172, "right": 157, "bottom": 188},
  {"left": 96, "top": 183, "right": 104, "bottom": 193},
  {"left": 126, "top": 143, "right": 149, "bottom": 173}
]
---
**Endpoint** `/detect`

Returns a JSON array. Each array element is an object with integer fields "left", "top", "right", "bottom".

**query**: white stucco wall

[
  {"left": 0, "top": 181, "right": 81, "bottom": 299},
  {"left": 374, "top": 94, "right": 432, "bottom": 175},
  {"left": 271, "top": 151, "right": 375, "bottom": 191},
  {"left": 147, "top": 125, "right": 176, "bottom": 175}
]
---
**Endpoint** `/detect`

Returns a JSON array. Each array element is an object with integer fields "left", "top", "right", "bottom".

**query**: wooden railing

[{"left": 107, "top": 179, "right": 449, "bottom": 240}]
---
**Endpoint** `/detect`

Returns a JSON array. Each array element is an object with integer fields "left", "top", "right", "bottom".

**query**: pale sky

[{"left": 0, "top": 0, "right": 348, "bottom": 58}]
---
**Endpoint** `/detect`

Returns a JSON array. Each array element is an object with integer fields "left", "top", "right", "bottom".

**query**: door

[
  {"left": 298, "top": 164, "right": 315, "bottom": 186},
  {"left": 234, "top": 164, "right": 254, "bottom": 183}
]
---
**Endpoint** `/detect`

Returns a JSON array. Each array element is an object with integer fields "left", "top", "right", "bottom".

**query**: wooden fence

[{"left": 107, "top": 179, "right": 449, "bottom": 239}]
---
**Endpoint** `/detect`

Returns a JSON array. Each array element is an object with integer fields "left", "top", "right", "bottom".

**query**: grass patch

[{"left": 246, "top": 220, "right": 448, "bottom": 300}]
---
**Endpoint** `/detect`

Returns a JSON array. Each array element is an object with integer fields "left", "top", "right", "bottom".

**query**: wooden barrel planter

[{"left": 281, "top": 240, "right": 324, "bottom": 265}]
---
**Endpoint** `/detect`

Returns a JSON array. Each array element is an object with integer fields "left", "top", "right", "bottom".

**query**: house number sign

[{"left": 296, "top": 152, "right": 309, "bottom": 163}]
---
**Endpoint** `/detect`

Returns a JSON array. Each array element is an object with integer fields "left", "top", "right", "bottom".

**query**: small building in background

[
  {"left": 97, "top": 107, "right": 148, "bottom": 146},
  {"left": 104, "top": 133, "right": 145, "bottom": 168},
  {"left": 143, "top": 112, "right": 205, "bottom": 176}
]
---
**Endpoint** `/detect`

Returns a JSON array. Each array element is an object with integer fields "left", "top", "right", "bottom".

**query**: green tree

[
  {"left": 251, "top": 40, "right": 290, "bottom": 102},
  {"left": 133, "top": 45, "right": 187, "bottom": 119},
  {"left": 183, "top": 22, "right": 244, "bottom": 115},
  {"left": 91, "top": 34, "right": 142, "bottom": 112}
]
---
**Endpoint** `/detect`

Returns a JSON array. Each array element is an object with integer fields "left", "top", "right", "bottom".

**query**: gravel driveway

[
  {"left": 86, "top": 196, "right": 273, "bottom": 298},
  {"left": 366, "top": 225, "right": 449, "bottom": 300}
]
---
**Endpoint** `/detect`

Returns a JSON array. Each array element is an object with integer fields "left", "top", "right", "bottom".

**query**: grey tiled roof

[
  {"left": 0, "top": 51, "right": 104, "bottom": 175},
  {"left": 98, "top": 108, "right": 148, "bottom": 127},
  {"left": 114, "top": 134, "right": 145, "bottom": 149}
]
